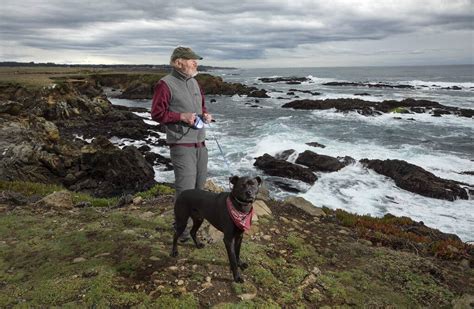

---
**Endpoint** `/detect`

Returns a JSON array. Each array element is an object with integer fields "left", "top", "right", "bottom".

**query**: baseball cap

[{"left": 170, "top": 46, "right": 203, "bottom": 61}]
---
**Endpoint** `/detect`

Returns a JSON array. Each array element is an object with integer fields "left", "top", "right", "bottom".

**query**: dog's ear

[
  {"left": 255, "top": 176, "right": 262, "bottom": 186},
  {"left": 229, "top": 175, "right": 239, "bottom": 185}
]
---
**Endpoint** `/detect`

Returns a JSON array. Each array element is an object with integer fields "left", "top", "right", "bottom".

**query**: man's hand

[
  {"left": 180, "top": 113, "right": 196, "bottom": 126},
  {"left": 203, "top": 113, "right": 213, "bottom": 124}
]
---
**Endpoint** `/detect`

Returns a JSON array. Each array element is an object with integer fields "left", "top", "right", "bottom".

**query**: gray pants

[{"left": 170, "top": 146, "right": 208, "bottom": 200}]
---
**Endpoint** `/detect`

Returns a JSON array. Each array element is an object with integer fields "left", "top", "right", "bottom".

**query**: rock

[
  {"left": 281, "top": 98, "right": 466, "bottom": 118},
  {"left": 283, "top": 196, "right": 326, "bottom": 217},
  {"left": 360, "top": 159, "right": 469, "bottom": 201},
  {"left": 254, "top": 154, "right": 317, "bottom": 184},
  {"left": 299, "top": 273, "right": 317, "bottom": 289},
  {"left": 0, "top": 100, "right": 23, "bottom": 115},
  {"left": 205, "top": 179, "right": 225, "bottom": 193},
  {"left": 71, "top": 136, "right": 155, "bottom": 197},
  {"left": 311, "top": 267, "right": 321, "bottom": 276},
  {"left": 258, "top": 76, "right": 310, "bottom": 83},
  {"left": 205, "top": 276, "right": 212, "bottom": 283},
  {"left": 275, "top": 149, "right": 296, "bottom": 161},
  {"left": 255, "top": 180, "right": 270, "bottom": 201},
  {"left": 168, "top": 266, "right": 178, "bottom": 271},
  {"left": 177, "top": 280, "right": 184, "bottom": 286},
  {"left": 201, "top": 282, "right": 213, "bottom": 289},
  {"left": 253, "top": 200, "right": 272, "bottom": 219},
  {"left": 262, "top": 235, "right": 272, "bottom": 241},
  {"left": 306, "top": 142, "right": 326, "bottom": 148},
  {"left": 35, "top": 191, "right": 73, "bottom": 209},
  {"left": 132, "top": 196, "right": 143, "bottom": 205},
  {"left": 296, "top": 150, "right": 347, "bottom": 172},
  {"left": 73, "top": 257, "right": 86, "bottom": 263},
  {"left": 118, "top": 82, "right": 153, "bottom": 100},
  {"left": 238, "top": 292, "right": 257, "bottom": 300}
]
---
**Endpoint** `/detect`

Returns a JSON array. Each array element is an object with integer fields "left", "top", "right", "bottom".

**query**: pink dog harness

[{"left": 226, "top": 197, "right": 253, "bottom": 232}]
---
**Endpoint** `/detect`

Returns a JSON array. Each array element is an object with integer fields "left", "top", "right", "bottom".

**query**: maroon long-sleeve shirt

[{"left": 151, "top": 80, "right": 207, "bottom": 124}]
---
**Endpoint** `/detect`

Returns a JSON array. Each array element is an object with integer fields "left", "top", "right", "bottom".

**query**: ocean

[{"left": 110, "top": 65, "right": 474, "bottom": 241}]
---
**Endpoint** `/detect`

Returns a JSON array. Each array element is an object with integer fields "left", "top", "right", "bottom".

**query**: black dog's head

[{"left": 229, "top": 176, "right": 262, "bottom": 204}]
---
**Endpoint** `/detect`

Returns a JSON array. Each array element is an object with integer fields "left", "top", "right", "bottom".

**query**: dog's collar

[{"left": 230, "top": 193, "right": 254, "bottom": 207}]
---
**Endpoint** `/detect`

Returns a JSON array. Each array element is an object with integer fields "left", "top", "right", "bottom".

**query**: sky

[{"left": 1, "top": 0, "right": 473, "bottom": 68}]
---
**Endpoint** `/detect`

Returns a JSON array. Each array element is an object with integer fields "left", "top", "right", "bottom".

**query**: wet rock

[
  {"left": 360, "top": 159, "right": 469, "bottom": 201},
  {"left": 323, "top": 81, "right": 414, "bottom": 89},
  {"left": 282, "top": 98, "right": 471, "bottom": 118},
  {"left": 306, "top": 142, "right": 326, "bottom": 148},
  {"left": 259, "top": 76, "right": 310, "bottom": 83},
  {"left": 275, "top": 149, "right": 296, "bottom": 161},
  {"left": 296, "top": 150, "right": 347, "bottom": 172},
  {"left": 254, "top": 154, "right": 317, "bottom": 184}
]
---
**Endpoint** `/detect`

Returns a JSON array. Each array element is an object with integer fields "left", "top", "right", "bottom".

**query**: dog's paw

[
  {"left": 170, "top": 250, "right": 178, "bottom": 257},
  {"left": 196, "top": 243, "right": 205, "bottom": 249},
  {"left": 234, "top": 276, "right": 244, "bottom": 283},
  {"left": 238, "top": 261, "right": 248, "bottom": 270}
]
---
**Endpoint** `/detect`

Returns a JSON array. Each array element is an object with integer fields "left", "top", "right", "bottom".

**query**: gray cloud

[{"left": 0, "top": 0, "right": 472, "bottom": 66}]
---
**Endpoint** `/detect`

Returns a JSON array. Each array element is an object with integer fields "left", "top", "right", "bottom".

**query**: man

[{"left": 151, "top": 46, "right": 212, "bottom": 240}]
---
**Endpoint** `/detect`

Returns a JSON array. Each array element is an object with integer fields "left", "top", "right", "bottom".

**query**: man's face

[{"left": 178, "top": 58, "right": 198, "bottom": 77}]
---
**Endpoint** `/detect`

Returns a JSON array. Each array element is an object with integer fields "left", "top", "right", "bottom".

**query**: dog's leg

[
  {"left": 224, "top": 235, "right": 243, "bottom": 283},
  {"left": 170, "top": 220, "right": 187, "bottom": 257},
  {"left": 235, "top": 233, "right": 248, "bottom": 270},
  {"left": 190, "top": 217, "right": 205, "bottom": 249}
]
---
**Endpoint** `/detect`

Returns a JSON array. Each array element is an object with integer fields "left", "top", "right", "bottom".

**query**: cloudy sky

[{"left": 1, "top": 0, "right": 473, "bottom": 68}]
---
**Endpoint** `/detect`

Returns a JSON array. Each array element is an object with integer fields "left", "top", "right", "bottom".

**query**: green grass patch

[{"left": 134, "top": 183, "right": 175, "bottom": 199}]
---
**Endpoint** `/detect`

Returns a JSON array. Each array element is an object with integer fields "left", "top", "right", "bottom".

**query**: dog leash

[
  {"left": 205, "top": 122, "right": 232, "bottom": 172},
  {"left": 205, "top": 122, "right": 234, "bottom": 191}
]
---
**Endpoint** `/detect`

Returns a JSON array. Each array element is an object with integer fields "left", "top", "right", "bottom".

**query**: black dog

[{"left": 171, "top": 176, "right": 262, "bottom": 283}]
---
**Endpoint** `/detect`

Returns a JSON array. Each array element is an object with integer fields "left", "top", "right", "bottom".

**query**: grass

[
  {"left": 0, "top": 185, "right": 470, "bottom": 307},
  {"left": 0, "top": 180, "right": 118, "bottom": 207}
]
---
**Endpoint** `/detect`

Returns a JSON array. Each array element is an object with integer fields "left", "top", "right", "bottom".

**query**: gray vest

[{"left": 161, "top": 69, "right": 206, "bottom": 144}]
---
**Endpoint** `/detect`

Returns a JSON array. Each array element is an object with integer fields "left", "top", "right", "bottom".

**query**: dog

[{"left": 170, "top": 175, "right": 262, "bottom": 283}]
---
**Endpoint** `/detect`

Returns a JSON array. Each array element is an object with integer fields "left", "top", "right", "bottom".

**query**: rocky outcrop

[
  {"left": 258, "top": 77, "right": 311, "bottom": 84},
  {"left": 296, "top": 150, "right": 350, "bottom": 172},
  {"left": 323, "top": 81, "right": 414, "bottom": 89},
  {"left": 282, "top": 98, "right": 473, "bottom": 118},
  {"left": 112, "top": 73, "right": 270, "bottom": 99},
  {"left": 69, "top": 136, "right": 155, "bottom": 197},
  {"left": 360, "top": 159, "right": 469, "bottom": 201},
  {"left": 0, "top": 82, "right": 158, "bottom": 197},
  {"left": 254, "top": 154, "right": 317, "bottom": 184}
]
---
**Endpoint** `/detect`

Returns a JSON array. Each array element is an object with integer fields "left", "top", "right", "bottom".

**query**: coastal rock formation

[
  {"left": 258, "top": 76, "right": 311, "bottom": 84},
  {"left": 113, "top": 73, "right": 270, "bottom": 99},
  {"left": 323, "top": 81, "right": 414, "bottom": 89},
  {"left": 69, "top": 136, "right": 155, "bottom": 197},
  {"left": 360, "top": 159, "right": 469, "bottom": 201},
  {"left": 0, "top": 82, "right": 157, "bottom": 197},
  {"left": 254, "top": 153, "right": 317, "bottom": 184},
  {"left": 296, "top": 150, "right": 350, "bottom": 172},
  {"left": 282, "top": 98, "right": 473, "bottom": 118}
]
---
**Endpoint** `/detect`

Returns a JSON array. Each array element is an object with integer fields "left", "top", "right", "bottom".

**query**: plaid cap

[{"left": 170, "top": 46, "right": 203, "bottom": 61}]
